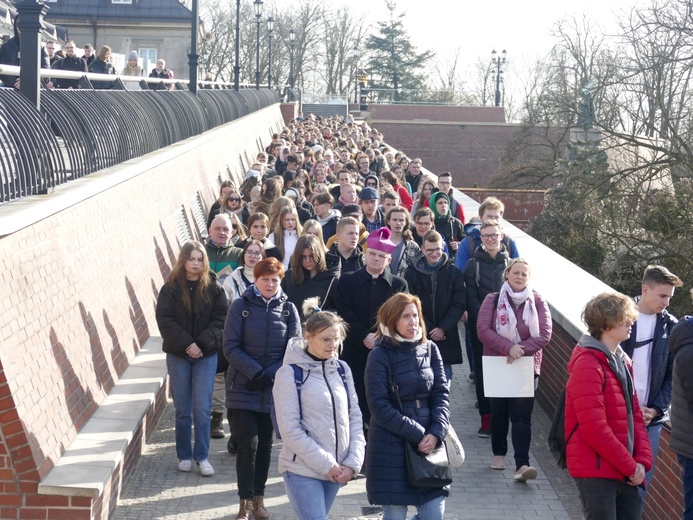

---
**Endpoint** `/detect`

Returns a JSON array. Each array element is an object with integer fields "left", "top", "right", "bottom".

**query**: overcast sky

[{"left": 343, "top": 0, "right": 644, "bottom": 72}]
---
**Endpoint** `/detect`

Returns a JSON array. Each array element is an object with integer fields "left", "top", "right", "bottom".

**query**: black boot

[{"left": 211, "top": 412, "right": 225, "bottom": 439}]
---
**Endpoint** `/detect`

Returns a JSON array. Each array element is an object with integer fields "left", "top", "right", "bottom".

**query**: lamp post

[
  {"left": 491, "top": 48, "right": 506, "bottom": 107},
  {"left": 267, "top": 16, "right": 274, "bottom": 89},
  {"left": 289, "top": 29, "right": 296, "bottom": 90},
  {"left": 253, "top": 0, "right": 263, "bottom": 89},
  {"left": 351, "top": 44, "right": 360, "bottom": 105},
  {"left": 233, "top": 0, "right": 240, "bottom": 91}
]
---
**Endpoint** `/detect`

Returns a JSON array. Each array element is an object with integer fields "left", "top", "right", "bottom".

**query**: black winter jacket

[
  {"left": 404, "top": 254, "right": 466, "bottom": 364},
  {"left": 365, "top": 336, "right": 450, "bottom": 506},
  {"left": 88, "top": 57, "right": 115, "bottom": 89},
  {"left": 668, "top": 317, "right": 693, "bottom": 458},
  {"left": 335, "top": 267, "right": 408, "bottom": 424},
  {"left": 281, "top": 259, "right": 340, "bottom": 320},
  {"left": 223, "top": 286, "right": 301, "bottom": 413},
  {"left": 52, "top": 55, "right": 88, "bottom": 88},
  {"left": 463, "top": 246, "right": 510, "bottom": 322},
  {"left": 155, "top": 277, "right": 229, "bottom": 359}
]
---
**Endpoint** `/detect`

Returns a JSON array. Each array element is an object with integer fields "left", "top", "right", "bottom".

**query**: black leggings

[{"left": 229, "top": 409, "right": 274, "bottom": 499}]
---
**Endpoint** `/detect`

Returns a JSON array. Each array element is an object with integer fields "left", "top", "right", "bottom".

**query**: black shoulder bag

[{"left": 386, "top": 348, "right": 453, "bottom": 488}]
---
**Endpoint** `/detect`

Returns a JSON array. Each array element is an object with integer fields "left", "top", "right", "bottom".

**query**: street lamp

[
  {"left": 253, "top": 0, "right": 263, "bottom": 89},
  {"left": 491, "top": 49, "right": 507, "bottom": 107},
  {"left": 289, "top": 29, "right": 296, "bottom": 90},
  {"left": 233, "top": 0, "right": 241, "bottom": 91},
  {"left": 267, "top": 16, "right": 274, "bottom": 89},
  {"left": 351, "top": 44, "right": 360, "bottom": 105}
]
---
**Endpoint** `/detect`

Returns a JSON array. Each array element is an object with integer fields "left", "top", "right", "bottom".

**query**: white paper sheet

[{"left": 482, "top": 356, "right": 535, "bottom": 398}]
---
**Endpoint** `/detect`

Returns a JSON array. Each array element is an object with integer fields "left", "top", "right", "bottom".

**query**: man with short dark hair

[
  {"left": 434, "top": 172, "right": 466, "bottom": 224},
  {"left": 405, "top": 158, "right": 424, "bottom": 194},
  {"left": 52, "top": 40, "right": 88, "bottom": 89},
  {"left": 82, "top": 44, "right": 95, "bottom": 66},
  {"left": 404, "top": 229, "right": 465, "bottom": 385},
  {"left": 359, "top": 187, "right": 385, "bottom": 233},
  {"left": 621, "top": 264, "right": 682, "bottom": 496}
]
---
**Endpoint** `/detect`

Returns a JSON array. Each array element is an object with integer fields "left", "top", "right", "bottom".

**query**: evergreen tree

[{"left": 365, "top": 1, "right": 434, "bottom": 102}]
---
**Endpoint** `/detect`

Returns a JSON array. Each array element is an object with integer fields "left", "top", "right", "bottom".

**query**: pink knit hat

[{"left": 367, "top": 227, "right": 396, "bottom": 254}]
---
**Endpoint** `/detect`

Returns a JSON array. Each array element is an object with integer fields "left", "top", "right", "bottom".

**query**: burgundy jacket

[{"left": 476, "top": 290, "right": 552, "bottom": 376}]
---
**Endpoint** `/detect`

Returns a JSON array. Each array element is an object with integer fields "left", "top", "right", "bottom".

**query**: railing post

[{"left": 16, "top": 0, "right": 49, "bottom": 109}]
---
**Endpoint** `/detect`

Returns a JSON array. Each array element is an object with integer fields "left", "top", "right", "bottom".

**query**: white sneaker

[
  {"left": 197, "top": 459, "right": 215, "bottom": 476},
  {"left": 178, "top": 459, "right": 192, "bottom": 472}
]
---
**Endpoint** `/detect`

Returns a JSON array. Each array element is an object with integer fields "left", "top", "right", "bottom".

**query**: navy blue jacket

[
  {"left": 621, "top": 308, "right": 676, "bottom": 424},
  {"left": 223, "top": 286, "right": 301, "bottom": 413},
  {"left": 669, "top": 317, "right": 693, "bottom": 458},
  {"left": 365, "top": 336, "right": 450, "bottom": 506}
]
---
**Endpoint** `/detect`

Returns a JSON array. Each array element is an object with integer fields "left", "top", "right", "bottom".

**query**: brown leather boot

[
  {"left": 252, "top": 495, "right": 270, "bottom": 519},
  {"left": 235, "top": 498, "right": 253, "bottom": 520}
]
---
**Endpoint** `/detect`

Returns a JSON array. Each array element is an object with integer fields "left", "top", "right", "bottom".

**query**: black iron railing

[{"left": 0, "top": 69, "right": 279, "bottom": 204}]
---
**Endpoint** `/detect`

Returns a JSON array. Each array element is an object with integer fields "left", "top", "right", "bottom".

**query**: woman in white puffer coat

[{"left": 273, "top": 298, "right": 365, "bottom": 520}]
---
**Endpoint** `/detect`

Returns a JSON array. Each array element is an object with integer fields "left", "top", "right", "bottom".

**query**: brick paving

[{"left": 114, "top": 367, "right": 582, "bottom": 520}]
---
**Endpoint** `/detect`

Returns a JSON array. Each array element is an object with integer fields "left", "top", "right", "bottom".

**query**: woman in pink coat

[{"left": 477, "top": 258, "right": 552, "bottom": 482}]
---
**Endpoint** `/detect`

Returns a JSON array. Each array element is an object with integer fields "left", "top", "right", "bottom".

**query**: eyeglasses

[
  {"left": 424, "top": 248, "right": 442, "bottom": 254},
  {"left": 228, "top": 197, "right": 241, "bottom": 203},
  {"left": 316, "top": 336, "right": 341, "bottom": 345},
  {"left": 481, "top": 233, "right": 500, "bottom": 240},
  {"left": 245, "top": 251, "right": 262, "bottom": 257}
]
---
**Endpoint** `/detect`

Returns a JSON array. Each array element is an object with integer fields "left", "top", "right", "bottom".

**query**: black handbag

[{"left": 387, "top": 349, "right": 453, "bottom": 488}]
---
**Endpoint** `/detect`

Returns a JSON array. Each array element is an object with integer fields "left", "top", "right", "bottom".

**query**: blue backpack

[{"left": 272, "top": 361, "right": 351, "bottom": 440}]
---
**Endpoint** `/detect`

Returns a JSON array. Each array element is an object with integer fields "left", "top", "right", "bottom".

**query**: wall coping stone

[{"left": 37, "top": 336, "right": 165, "bottom": 498}]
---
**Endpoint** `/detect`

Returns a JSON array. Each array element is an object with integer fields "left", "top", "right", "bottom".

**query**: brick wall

[
  {"left": 376, "top": 121, "right": 519, "bottom": 188},
  {"left": 463, "top": 188, "right": 546, "bottom": 230},
  {"left": 0, "top": 106, "right": 284, "bottom": 519}
]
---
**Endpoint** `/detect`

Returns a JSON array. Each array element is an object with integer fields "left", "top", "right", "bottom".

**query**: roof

[{"left": 43, "top": 0, "right": 192, "bottom": 23}]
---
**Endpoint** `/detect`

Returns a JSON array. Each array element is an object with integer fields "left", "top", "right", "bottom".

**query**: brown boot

[
  {"left": 235, "top": 498, "right": 253, "bottom": 520},
  {"left": 252, "top": 496, "right": 270, "bottom": 519}
]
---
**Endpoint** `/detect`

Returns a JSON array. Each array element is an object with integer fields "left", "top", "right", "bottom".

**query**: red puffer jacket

[{"left": 565, "top": 339, "right": 652, "bottom": 481}]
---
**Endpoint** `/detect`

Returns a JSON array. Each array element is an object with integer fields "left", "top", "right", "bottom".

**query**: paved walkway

[{"left": 114, "top": 368, "right": 582, "bottom": 520}]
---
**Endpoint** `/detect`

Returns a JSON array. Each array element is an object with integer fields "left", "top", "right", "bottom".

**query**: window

[
  {"left": 139, "top": 48, "right": 157, "bottom": 73},
  {"left": 111, "top": 0, "right": 133, "bottom": 3}
]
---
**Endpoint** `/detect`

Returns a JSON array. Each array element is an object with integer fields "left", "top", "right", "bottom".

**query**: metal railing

[{"left": 0, "top": 65, "right": 279, "bottom": 204}]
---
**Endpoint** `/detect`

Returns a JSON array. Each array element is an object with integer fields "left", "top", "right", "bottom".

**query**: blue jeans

[
  {"left": 575, "top": 478, "right": 642, "bottom": 520},
  {"left": 678, "top": 454, "right": 693, "bottom": 520},
  {"left": 382, "top": 496, "right": 445, "bottom": 520},
  {"left": 639, "top": 422, "right": 663, "bottom": 500},
  {"left": 443, "top": 364, "right": 452, "bottom": 388},
  {"left": 166, "top": 353, "right": 216, "bottom": 461},
  {"left": 283, "top": 471, "right": 342, "bottom": 520}
]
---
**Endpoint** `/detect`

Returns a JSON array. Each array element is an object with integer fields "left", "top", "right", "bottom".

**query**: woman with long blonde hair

[{"left": 269, "top": 206, "right": 302, "bottom": 269}]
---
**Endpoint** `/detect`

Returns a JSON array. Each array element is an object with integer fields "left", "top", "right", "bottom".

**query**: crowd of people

[
  {"left": 154, "top": 112, "right": 693, "bottom": 520},
  {"left": 0, "top": 15, "right": 173, "bottom": 90}
]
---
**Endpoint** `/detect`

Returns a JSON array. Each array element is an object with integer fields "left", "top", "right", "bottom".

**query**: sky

[{"left": 343, "top": 0, "right": 644, "bottom": 77}]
